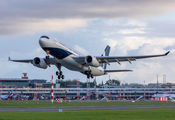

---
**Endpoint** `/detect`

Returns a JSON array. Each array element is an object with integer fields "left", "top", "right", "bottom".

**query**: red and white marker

[
  {"left": 56, "top": 98, "right": 62, "bottom": 103},
  {"left": 51, "top": 75, "right": 54, "bottom": 103},
  {"left": 77, "top": 80, "right": 80, "bottom": 99}
]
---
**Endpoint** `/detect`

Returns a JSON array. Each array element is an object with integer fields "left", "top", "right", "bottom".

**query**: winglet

[
  {"left": 8, "top": 57, "right": 11, "bottom": 61},
  {"left": 164, "top": 51, "right": 170, "bottom": 56}
]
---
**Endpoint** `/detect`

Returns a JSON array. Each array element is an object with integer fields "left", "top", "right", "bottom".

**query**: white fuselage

[
  {"left": 1, "top": 95, "right": 9, "bottom": 99},
  {"left": 39, "top": 36, "right": 105, "bottom": 76},
  {"left": 152, "top": 94, "right": 175, "bottom": 98}
]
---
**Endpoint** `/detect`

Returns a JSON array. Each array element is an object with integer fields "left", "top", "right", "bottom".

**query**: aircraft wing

[
  {"left": 104, "top": 70, "right": 132, "bottom": 72},
  {"left": 95, "top": 51, "right": 170, "bottom": 65},
  {"left": 73, "top": 51, "right": 170, "bottom": 65},
  {"left": 8, "top": 57, "right": 60, "bottom": 65},
  {"left": 8, "top": 57, "right": 33, "bottom": 63}
]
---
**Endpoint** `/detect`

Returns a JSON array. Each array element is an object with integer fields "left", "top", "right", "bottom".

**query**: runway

[{"left": 1, "top": 105, "right": 175, "bottom": 112}]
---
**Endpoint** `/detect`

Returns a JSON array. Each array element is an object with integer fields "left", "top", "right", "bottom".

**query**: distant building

[{"left": 0, "top": 73, "right": 47, "bottom": 88}]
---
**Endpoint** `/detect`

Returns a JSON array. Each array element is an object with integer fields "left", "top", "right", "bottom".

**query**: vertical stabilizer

[
  {"left": 7, "top": 90, "right": 13, "bottom": 98},
  {"left": 100, "top": 45, "right": 110, "bottom": 69}
]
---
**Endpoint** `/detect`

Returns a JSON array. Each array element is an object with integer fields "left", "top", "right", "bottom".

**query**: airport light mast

[
  {"left": 51, "top": 75, "right": 54, "bottom": 103},
  {"left": 77, "top": 80, "right": 80, "bottom": 100},
  {"left": 144, "top": 81, "right": 145, "bottom": 99}
]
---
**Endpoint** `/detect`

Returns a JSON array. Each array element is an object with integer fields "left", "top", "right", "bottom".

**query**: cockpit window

[{"left": 40, "top": 36, "right": 49, "bottom": 39}]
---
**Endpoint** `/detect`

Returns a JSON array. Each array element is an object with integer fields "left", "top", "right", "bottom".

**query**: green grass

[
  {"left": 0, "top": 108, "right": 175, "bottom": 120},
  {"left": 0, "top": 100, "right": 175, "bottom": 108}
]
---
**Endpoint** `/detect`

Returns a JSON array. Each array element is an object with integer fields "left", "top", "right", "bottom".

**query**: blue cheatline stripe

[{"left": 43, "top": 47, "right": 73, "bottom": 59}]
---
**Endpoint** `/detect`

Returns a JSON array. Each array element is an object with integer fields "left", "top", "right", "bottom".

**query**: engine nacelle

[
  {"left": 85, "top": 55, "right": 99, "bottom": 67},
  {"left": 32, "top": 57, "right": 47, "bottom": 69}
]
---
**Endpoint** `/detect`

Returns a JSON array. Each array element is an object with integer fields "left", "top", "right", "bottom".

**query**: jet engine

[
  {"left": 32, "top": 57, "right": 47, "bottom": 69},
  {"left": 85, "top": 55, "right": 99, "bottom": 67}
]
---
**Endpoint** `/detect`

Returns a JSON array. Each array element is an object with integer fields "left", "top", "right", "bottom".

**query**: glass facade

[{"left": 0, "top": 78, "right": 47, "bottom": 88}]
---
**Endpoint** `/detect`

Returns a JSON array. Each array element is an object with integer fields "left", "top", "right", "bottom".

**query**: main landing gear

[
  {"left": 87, "top": 74, "right": 94, "bottom": 79},
  {"left": 86, "top": 71, "right": 94, "bottom": 79},
  {"left": 56, "top": 71, "right": 65, "bottom": 79},
  {"left": 86, "top": 66, "right": 94, "bottom": 79}
]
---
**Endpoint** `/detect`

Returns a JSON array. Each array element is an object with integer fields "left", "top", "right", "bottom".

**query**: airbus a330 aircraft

[
  {"left": 1, "top": 90, "right": 13, "bottom": 99},
  {"left": 9, "top": 36, "right": 170, "bottom": 79}
]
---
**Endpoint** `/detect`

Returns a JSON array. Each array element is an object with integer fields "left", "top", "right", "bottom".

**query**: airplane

[
  {"left": 1, "top": 90, "right": 13, "bottom": 99},
  {"left": 136, "top": 96, "right": 144, "bottom": 101},
  {"left": 9, "top": 35, "right": 170, "bottom": 79},
  {"left": 152, "top": 93, "right": 175, "bottom": 101},
  {"left": 152, "top": 94, "right": 175, "bottom": 99},
  {"left": 80, "top": 96, "right": 87, "bottom": 100},
  {"left": 20, "top": 95, "right": 29, "bottom": 99}
]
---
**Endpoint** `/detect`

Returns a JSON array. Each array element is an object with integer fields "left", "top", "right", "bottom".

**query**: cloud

[
  {"left": 125, "top": 19, "right": 147, "bottom": 27},
  {"left": 102, "top": 32, "right": 175, "bottom": 83},
  {"left": 118, "top": 28, "right": 146, "bottom": 34},
  {"left": 1, "top": 1, "right": 175, "bottom": 35},
  {"left": 1, "top": 6, "right": 175, "bottom": 85},
  {"left": 0, "top": 47, "right": 45, "bottom": 78},
  {"left": 1, "top": 0, "right": 175, "bottom": 19},
  {"left": 108, "top": 53, "right": 174, "bottom": 84},
  {"left": 74, "top": 45, "right": 89, "bottom": 55},
  {"left": 0, "top": 19, "right": 87, "bottom": 35},
  {"left": 103, "top": 36, "right": 175, "bottom": 55},
  {"left": 165, "top": 42, "right": 175, "bottom": 53}
]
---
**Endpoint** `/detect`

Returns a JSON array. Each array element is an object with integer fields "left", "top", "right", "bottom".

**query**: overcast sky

[{"left": 0, "top": 0, "right": 175, "bottom": 84}]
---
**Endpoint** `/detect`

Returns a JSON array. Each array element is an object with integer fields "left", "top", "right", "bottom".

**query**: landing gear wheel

[
  {"left": 62, "top": 75, "right": 65, "bottom": 79},
  {"left": 56, "top": 71, "right": 59, "bottom": 75},
  {"left": 60, "top": 71, "right": 63, "bottom": 75},
  {"left": 87, "top": 74, "right": 90, "bottom": 79},
  {"left": 56, "top": 71, "right": 64, "bottom": 79},
  {"left": 91, "top": 74, "right": 94, "bottom": 79}
]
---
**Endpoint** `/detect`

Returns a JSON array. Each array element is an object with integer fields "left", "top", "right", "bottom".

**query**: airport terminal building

[
  {"left": 0, "top": 86, "right": 175, "bottom": 100},
  {"left": 0, "top": 73, "right": 175, "bottom": 100},
  {"left": 0, "top": 73, "right": 53, "bottom": 88}
]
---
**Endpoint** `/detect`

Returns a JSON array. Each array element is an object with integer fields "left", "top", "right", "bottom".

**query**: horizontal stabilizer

[{"left": 104, "top": 70, "right": 132, "bottom": 73}]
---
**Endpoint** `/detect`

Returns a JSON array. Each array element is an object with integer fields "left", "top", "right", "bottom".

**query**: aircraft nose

[{"left": 39, "top": 36, "right": 50, "bottom": 48}]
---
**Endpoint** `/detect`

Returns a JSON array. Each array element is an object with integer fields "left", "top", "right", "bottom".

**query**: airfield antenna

[{"left": 51, "top": 75, "right": 54, "bottom": 103}]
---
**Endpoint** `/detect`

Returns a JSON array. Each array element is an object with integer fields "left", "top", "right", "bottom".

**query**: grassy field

[
  {"left": 0, "top": 108, "right": 175, "bottom": 120},
  {"left": 0, "top": 100, "right": 175, "bottom": 108}
]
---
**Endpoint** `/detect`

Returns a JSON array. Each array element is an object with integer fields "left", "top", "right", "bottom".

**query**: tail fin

[
  {"left": 7, "top": 90, "right": 13, "bottom": 98},
  {"left": 100, "top": 45, "right": 110, "bottom": 69}
]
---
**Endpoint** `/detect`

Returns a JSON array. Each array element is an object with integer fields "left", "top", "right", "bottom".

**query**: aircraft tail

[
  {"left": 100, "top": 45, "right": 110, "bottom": 69},
  {"left": 136, "top": 96, "right": 143, "bottom": 101},
  {"left": 7, "top": 90, "right": 13, "bottom": 98}
]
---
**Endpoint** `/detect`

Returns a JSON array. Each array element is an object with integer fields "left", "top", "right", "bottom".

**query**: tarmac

[{"left": 1, "top": 105, "right": 175, "bottom": 112}]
